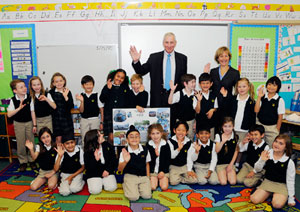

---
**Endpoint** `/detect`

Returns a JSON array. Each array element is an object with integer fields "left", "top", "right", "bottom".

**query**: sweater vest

[
  {"left": 60, "top": 151, "right": 81, "bottom": 174},
  {"left": 196, "top": 92, "right": 216, "bottom": 130},
  {"left": 169, "top": 138, "right": 192, "bottom": 166},
  {"left": 34, "top": 92, "right": 53, "bottom": 118},
  {"left": 231, "top": 97, "right": 255, "bottom": 130},
  {"left": 265, "top": 158, "right": 290, "bottom": 183},
  {"left": 37, "top": 147, "right": 57, "bottom": 171},
  {"left": 176, "top": 90, "right": 195, "bottom": 121},
  {"left": 11, "top": 95, "right": 32, "bottom": 122},
  {"left": 257, "top": 96, "right": 280, "bottom": 125},
  {"left": 81, "top": 93, "right": 99, "bottom": 118},
  {"left": 123, "top": 146, "right": 148, "bottom": 176},
  {"left": 196, "top": 142, "right": 214, "bottom": 164},
  {"left": 246, "top": 141, "right": 268, "bottom": 168},
  {"left": 217, "top": 137, "right": 237, "bottom": 165},
  {"left": 147, "top": 142, "right": 171, "bottom": 174}
]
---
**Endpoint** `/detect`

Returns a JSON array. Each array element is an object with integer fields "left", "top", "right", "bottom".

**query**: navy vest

[
  {"left": 34, "top": 92, "right": 53, "bottom": 118},
  {"left": 146, "top": 142, "right": 171, "bottom": 174},
  {"left": 60, "top": 150, "right": 81, "bottom": 174},
  {"left": 257, "top": 95, "right": 280, "bottom": 125},
  {"left": 169, "top": 138, "right": 192, "bottom": 166},
  {"left": 176, "top": 90, "right": 195, "bottom": 121},
  {"left": 37, "top": 146, "right": 57, "bottom": 171},
  {"left": 246, "top": 141, "right": 268, "bottom": 168},
  {"left": 123, "top": 146, "right": 148, "bottom": 176},
  {"left": 196, "top": 92, "right": 216, "bottom": 130},
  {"left": 81, "top": 93, "right": 99, "bottom": 118},
  {"left": 217, "top": 135, "right": 238, "bottom": 165},
  {"left": 196, "top": 141, "right": 214, "bottom": 164},
  {"left": 11, "top": 95, "right": 32, "bottom": 122},
  {"left": 265, "top": 158, "right": 290, "bottom": 183}
]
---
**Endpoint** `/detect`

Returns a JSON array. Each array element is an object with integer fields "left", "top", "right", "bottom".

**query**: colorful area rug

[{"left": 0, "top": 162, "right": 299, "bottom": 212}]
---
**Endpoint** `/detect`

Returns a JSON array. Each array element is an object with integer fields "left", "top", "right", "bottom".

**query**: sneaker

[
  {"left": 19, "top": 163, "right": 27, "bottom": 172},
  {"left": 29, "top": 162, "right": 37, "bottom": 170}
]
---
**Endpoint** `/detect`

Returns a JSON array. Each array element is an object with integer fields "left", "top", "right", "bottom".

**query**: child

[
  {"left": 127, "top": 74, "right": 148, "bottom": 112},
  {"left": 49, "top": 72, "right": 74, "bottom": 144},
  {"left": 194, "top": 73, "right": 218, "bottom": 140},
  {"left": 29, "top": 76, "right": 56, "bottom": 133},
  {"left": 187, "top": 126, "right": 218, "bottom": 185},
  {"left": 54, "top": 133, "right": 85, "bottom": 196},
  {"left": 100, "top": 69, "right": 130, "bottom": 143},
  {"left": 255, "top": 76, "right": 285, "bottom": 146},
  {"left": 215, "top": 117, "right": 239, "bottom": 185},
  {"left": 146, "top": 123, "right": 171, "bottom": 191},
  {"left": 25, "top": 127, "right": 58, "bottom": 190},
  {"left": 76, "top": 75, "right": 104, "bottom": 146},
  {"left": 168, "top": 74, "right": 197, "bottom": 139},
  {"left": 84, "top": 129, "right": 117, "bottom": 194},
  {"left": 250, "top": 134, "right": 295, "bottom": 209},
  {"left": 236, "top": 124, "right": 269, "bottom": 187},
  {"left": 167, "top": 121, "right": 198, "bottom": 185},
  {"left": 118, "top": 125, "right": 152, "bottom": 201},
  {"left": 7, "top": 79, "right": 36, "bottom": 171}
]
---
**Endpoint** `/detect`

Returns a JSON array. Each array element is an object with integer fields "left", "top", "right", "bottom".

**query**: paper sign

[
  {"left": 280, "top": 47, "right": 293, "bottom": 60},
  {"left": 281, "top": 83, "right": 292, "bottom": 92},
  {"left": 276, "top": 62, "right": 289, "bottom": 74},
  {"left": 13, "top": 30, "right": 29, "bottom": 38},
  {"left": 291, "top": 77, "right": 300, "bottom": 83},
  {"left": 282, "top": 37, "right": 289, "bottom": 46},
  {"left": 292, "top": 66, "right": 300, "bottom": 72},
  {"left": 294, "top": 47, "right": 300, "bottom": 53},
  {"left": 288, "top": 55, "right": 300, "bottom": 66},
  {"left": 278, "top": 72, "right": 291, "bottom": 81}
]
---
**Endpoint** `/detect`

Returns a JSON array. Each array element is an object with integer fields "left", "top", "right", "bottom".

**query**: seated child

[
  {"left": 127, "top": 74, "right": 148, "bottom": 112},
  {"left": 167, "top": 121, "right": 198, "bottom": 185},
  {"left": 25, "top": 127, "right": 58, "bottom": 190},
  {"left": 187, "top": 126, "right": 218, "bottom": 185},
  {"left": 237, "top": 124, "right": 269, "bottom": 187},
  {"left": 84, "top": 129, "right": 117, "bottom": 194},
  {"left": 118, "top": 125, "right": 152, "bottom": 201},
  {"left": 54, "top": 133, "right": 85, "bottom": 196}
]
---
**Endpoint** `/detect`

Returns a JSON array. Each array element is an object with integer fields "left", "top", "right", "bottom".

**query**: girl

[
  {"left": 29, "top": 76, "right": 56, "bottom": 134},
  {"left": 25, "top": 127, "right": 58, "bottom": 190},
  {"left": 215, "top": 117, "right": 239, "bottom": 185},
  {"left": 118, "top": 125, "right": 152, "bottom": 201},
  {"left": 84, "top": 129, "right": 117, "bottom": 194},
  {"left": 146, "top": 123, "right": 171, "bottom": 191},
  {"left": 49, "top": 72, "right": 74, "bottom": 144},
  {"left": 250, "top": 134, "right": 296, "bottom": 209},
  {"left": 100, "top": 69, "right": 130, "bottom": 143}
]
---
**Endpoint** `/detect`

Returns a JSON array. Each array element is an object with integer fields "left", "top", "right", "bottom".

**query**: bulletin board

[
  {"left": 0, "top": 24, "right": 37, "bottom": 99},
  {"left": 230, "top": 24, "right": 279, "bottom": 99}
]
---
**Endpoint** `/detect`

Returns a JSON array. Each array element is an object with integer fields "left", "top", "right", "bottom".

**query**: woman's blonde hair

[
  {"left": 29, "top": 76, "right": 45, "bottom": 102},
  {"left": 50, "top": 72, "right": 66, "bottom": 89},
  {"left": 214, "top": 46, "right": 232, "bottom": 64},
  {"left": 235, "top": 78, "right": 255, "bottom": 100}
]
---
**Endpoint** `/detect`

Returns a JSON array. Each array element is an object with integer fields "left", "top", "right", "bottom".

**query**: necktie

[{"left": 165, "top": 54, "right": 171, "bottom": 90}]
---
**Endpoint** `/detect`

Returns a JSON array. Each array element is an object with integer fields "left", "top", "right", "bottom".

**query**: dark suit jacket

[{"left": 132, "top": 51, "right": 187, "bottom": 107}]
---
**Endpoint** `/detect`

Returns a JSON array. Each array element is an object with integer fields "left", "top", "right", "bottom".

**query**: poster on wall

[{"left": 112, "top": 108, "right": 170, "bottom": 146}]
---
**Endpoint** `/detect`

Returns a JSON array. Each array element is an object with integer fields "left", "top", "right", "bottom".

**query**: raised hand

[
  {"left": 54, "top": 143, "right": 65, "bottom": 157},
  {"left": 260, "top": 150, "right": 270, "bottom": 161},
  {"left": 178, "top": 141, "right": 184, "bottom": 151},
  {"left": 25, "top": 139, "right": 34, "bottom": 150},
  {"left": 220, "top": 87, "right": 228, "bottom": 97},
  {"left": 194, "top": 142, "right": 201, "bottom": 154},
  {"left": 75, "top": 94, "right": 84, "bottom": 102},
  {"left": 94, "top": 148, "right": 101, "bottom": 161},
  {"left": 129, "top": 45, "right": 142, "bottom": 63},
  {"left": 169, "top": 80, "right": 178, "bottom": 92},
  {"left": 257, "top": 86, "right": 265, "bottom": 98},
  {"left": 195, "top": 91, "right": 203, "bottom": 102},
  {"left": 203, "top": 63, "right": 211, "bottom": 73},
  {"left": 122, "top": 148, "right": 131, "bottom": 162},
  {"left": 107, "top": 79, "right": 113, "bottom": 89},
  {"left": 62, "top": 88, "right": 70, "bottom": 100},
  {"left": 139, "top": 84, "right": 145, "bottom": 92},
  {"left": 18, "top": 99, "right": 26, "bottom": 110},
  {"left": 242, "top": 133, "right": 251, "bottom": 144},
  {"left": 38, "top": 95, "right": 47, "bottom": 101}
]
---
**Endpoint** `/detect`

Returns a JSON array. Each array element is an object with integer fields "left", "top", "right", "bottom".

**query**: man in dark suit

[{"left": 129, "top": 32, "right": 187, "bottom": 107}]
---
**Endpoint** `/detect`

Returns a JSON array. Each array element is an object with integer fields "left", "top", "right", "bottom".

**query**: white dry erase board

[
  {"left": 119, "top": 23, "right": 229, "bottom": 100},
  {"left": 37, "top": 45, "right": 118, "bottom": 105}
]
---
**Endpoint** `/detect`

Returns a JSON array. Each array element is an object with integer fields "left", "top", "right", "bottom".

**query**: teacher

[{"left": 129, "top": 32, "right": 187, "bottom": 107}]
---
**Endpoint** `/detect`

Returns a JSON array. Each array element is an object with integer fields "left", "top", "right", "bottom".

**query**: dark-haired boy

[
  {"left": 76, "top": 75, "right": 104, "bottom": 146},
  {"left": 237, "top": 124, "right": 269, "bottom": 187}
]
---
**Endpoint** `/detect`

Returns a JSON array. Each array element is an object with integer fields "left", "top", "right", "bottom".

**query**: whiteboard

[
  {"left": 119, "top": 23, "right": 229, "bottom": 98},
  {"left": 37, "top": 45, "right": 118, "bottom": 105}
]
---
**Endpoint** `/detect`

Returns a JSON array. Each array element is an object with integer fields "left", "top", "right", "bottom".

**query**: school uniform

[
  {"left": 187, "top": 139, "right": 218, "bottom": 185},
  {"left": 49, "top": 89, "right": 74, "bottom": 137},
  {"left": 127, "top": 90, "right": 148, "bottom": 108},
  {"left": 171, "top": 89, "right": 197, "bottom": 139},
  {"left": 119, "top": 144, "right": 152, "bottom": 201},
  {"left": 257, "top": 93, "right": 285, "bottom": 146},
  {"left": 84, "top": 141, "right": 117, "bottom": 194},
  {"left": 30, "top": 92, "right": 54, "bottom": 133},
  {"left": 215, "top": 132, "right": 238, "bottom": 173},
  {"left": 57, "top": 146, "right": 85, "bottom": 196},
  {"left": 146, "top": 139, "right": 171, "bottom": 177},
  {"left": 237, "top": 140, "right": 269, "bottom": 187},
  {"left": 80, "top": 92, "right": 103, "bottom": 145},
  {"left": 7, "top": 94, "right": 34, "bottom": 164},
  {"left": 195, "top": 91, "right": 218, "bottom": 140},
  {"left": 254, "top": 149, "right": 295, "bottom": 205},
  {"left": 167, "top": 136, "right": 198, "bottom": 185}
]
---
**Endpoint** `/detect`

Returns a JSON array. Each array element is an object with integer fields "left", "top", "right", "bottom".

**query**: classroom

[{"left": 0, "top": 0, "right": 300, "bottom": 211}]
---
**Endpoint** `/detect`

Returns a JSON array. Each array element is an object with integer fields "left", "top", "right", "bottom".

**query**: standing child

[
  {"left": 49, "top": 72, "right": 74, "bottom": 144},
  {"left": 167, "top": 121, "right": 198, "bottom": 185},
  {"left": 118, "top": 125, "right": 152, "bottom": 201},
  {"left": 29, "top": 76, "right": 56, "bottom": 133},
  {"left": 250, "top": 134, "right": 295, "bottom": 209},
  {"left": 84, "top": 129, "right": 117, "bottom": 194},
  {"left": 25, "top": 127, "right": 58, "bottom": 190},
  {"left": 237, "top": 125, "right": 269, "bottom": 187},
  {"left": 168, "top": 74, "right": 197, "bottom": 139},
  {"left": 100, "top": 69, "right": 130, "bottom": 143},
  {"left": 54, "top": 134, "right": 85, "bottom": 196},
  {"left": 76, "top": 75, "right": 104, "bottom": 147},
  {"left": 255, "top": 76, "right": 285, "bottom": 146},
  {"left": 7, "top": 79, "right": 36, "bottom": 171},
  {"left": 215, "top": 117, "right": 239, "bottom": 185},
  {"left": 187, "top": 126, "right": 218, "bottom": 185},
  {"left": 146, "top": 124, "right": 171, "bottom": 191},
  {"left": 127, "top": 74, "right": 148, "bottom": 112},
  {"left": 194, "top": 73, "right": 218, "bottom": 140}
]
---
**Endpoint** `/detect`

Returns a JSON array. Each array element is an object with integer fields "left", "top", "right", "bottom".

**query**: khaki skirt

[{"left": 258, "top": 178, "right": 288, "bottom": 196}]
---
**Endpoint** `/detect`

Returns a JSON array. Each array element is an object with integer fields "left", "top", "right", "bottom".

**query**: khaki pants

[
  {"left": 123, "top": 174, "right": 151, "bottom": 201},
  {"left": 169, "top": 165, "right": 197, "bottom": 185},
  {"left": 37, "top": 115, "right": 53, "bottom": 134},
  {"left": 59, "top": 173, "right": 85, "bottom": 196},
  {"left": 257, "top": 120, "right": 278, "bottom": 146},
  {"left": 194, "top": 163, "right": 218, "bottom": 185},
  {"left": 80, "top": 118, "right": 100, "bottom": 146},
  {"left": 87, "top": 175, "right": 117, "bottom": 194},
  {"left": 236, "top": 162, "right": 265, "bottom": 187},
  {"left": 14, "top": 121, "right": 34, "bottom": 164}
]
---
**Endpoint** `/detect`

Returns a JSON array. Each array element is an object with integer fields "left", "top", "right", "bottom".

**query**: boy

[
  {"left": 76, "top": 75, "right": 104, "bottom": 146},
  {"left": 54, "top": 133, "right": 85, "bottom": 196},
  {"left": 168, "top": 74, "right": 197, "bottom": 139},
  {"left": 237, "top": 124, "right": 269, "bottom": 187},
  {"left": 127, "top": 74, "right": 148, "bottom": 112},
  {"left": 7, "top": 79, "right": 36, "bottom": 172},
  {"left": 187, "top": 126, "right": 218, "bottom": 185},
  {"left": 255, "top": 76, "right": 285, "bottom": 146},
  {"left": 194, "top": 73, "right": 218, "bottom": 140}
]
